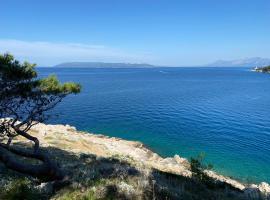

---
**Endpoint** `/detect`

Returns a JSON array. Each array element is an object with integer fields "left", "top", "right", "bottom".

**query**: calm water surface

[{"left": 38, "top": 67, "right": 270, "bottom": 183}]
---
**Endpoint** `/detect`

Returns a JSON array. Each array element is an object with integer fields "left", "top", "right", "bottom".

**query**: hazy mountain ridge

[
  {"left": 207, "top": 57, "right": 270, "bottom": 67},
  {"left": 54, "top": 57, "right": 270, "bottom": 68},
  {"left": 54, "top": 62, "right": 156, "bottom": 68}
]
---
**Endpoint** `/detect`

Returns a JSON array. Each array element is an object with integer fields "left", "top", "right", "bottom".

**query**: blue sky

[{"left": 0, "top": 0, "right": 269, "bottom": 66}]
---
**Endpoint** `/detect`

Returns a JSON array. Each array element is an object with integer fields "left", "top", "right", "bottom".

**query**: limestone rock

[
  {"left": 36, "top": 182, "right": 53, "bottom": 194},
  {"left": 258, "top": 182, "right": 270, "bottom": 196}
]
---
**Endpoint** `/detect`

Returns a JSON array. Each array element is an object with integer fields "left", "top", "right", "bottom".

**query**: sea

[{"left": 37, "top": 67, "right": 270, "bottom": 183}]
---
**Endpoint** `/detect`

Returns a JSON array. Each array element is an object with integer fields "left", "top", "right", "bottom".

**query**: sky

[{"left": 0, "top": 0, "right": 269, "bottom": 66}]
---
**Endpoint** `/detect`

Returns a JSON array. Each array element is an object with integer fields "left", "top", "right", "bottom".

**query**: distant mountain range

[
  {"left": 54, "top": 62, "right": 155, "bottom": 68},
  {"left": 54, "top": 57, "right": 270, "bottom": 68},
  {"left": 207, "top": 57, "right": 270, "bottom": 67}
]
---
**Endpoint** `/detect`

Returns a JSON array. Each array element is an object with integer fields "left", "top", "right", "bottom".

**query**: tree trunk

[
  {"left": 14, "top": 128, "right": 40, "bottom": 152},
  {"left": 0, "top": 144, "right": 63, "bottom": 181}
]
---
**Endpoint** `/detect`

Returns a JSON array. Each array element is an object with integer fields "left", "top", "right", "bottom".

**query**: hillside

[
  {"left": 0, "top": 123, "right": 269, "bottom": 199},
  {"left": 207, "top": 57, "right": 270, "bottom": 67}
]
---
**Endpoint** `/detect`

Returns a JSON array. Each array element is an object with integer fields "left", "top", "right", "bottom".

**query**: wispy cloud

[{"left": 0, "top": 39, "right": 155, "bottom": 66}]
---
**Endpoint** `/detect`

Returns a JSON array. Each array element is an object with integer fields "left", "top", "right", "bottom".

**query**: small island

[{"left": 253, "top": 65, "right": 270, "bottom": 73}]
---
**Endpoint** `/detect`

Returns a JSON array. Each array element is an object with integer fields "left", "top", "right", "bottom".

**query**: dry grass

[{"left": 0, "top": 144, "right": 256, "bottom": 200}]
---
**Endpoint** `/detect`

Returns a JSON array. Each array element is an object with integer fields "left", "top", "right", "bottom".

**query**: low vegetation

[
  {"left": 190, "top": 154, "right": 215, "bottom": 188},
  {"left": 0, "top": 178, "right": 44, "bottom": 200},
  {"left": 0, "top": 145, "right": 261, "bottom": 200}
]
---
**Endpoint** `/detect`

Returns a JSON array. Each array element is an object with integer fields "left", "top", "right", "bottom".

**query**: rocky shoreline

[
  {"left": 32, "top": 123, "right": 270, "bottom": 194},
  {"left": 252, "top": 66, "right": 270, "bottom": 73},
  {"left": 2, "top": 122, "right": 270, "bottom": 199}
]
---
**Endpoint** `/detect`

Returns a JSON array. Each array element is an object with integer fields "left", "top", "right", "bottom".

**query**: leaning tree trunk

[
  {"left": 0, "top": 144, "right": 63, "bottom": 181},
  {"left": 0, "top": 128, "right": 64, "bottom": 181}
]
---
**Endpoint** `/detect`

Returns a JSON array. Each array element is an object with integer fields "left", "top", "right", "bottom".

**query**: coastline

[
  {"left": 26, "top": 123, "right": 269, "bottom": 193},
  {"left": 1, "top": 122, "right": 269, "bottom": 199},
  {"left": 252, "top": 66, "right": 270, "bottom": 73}
]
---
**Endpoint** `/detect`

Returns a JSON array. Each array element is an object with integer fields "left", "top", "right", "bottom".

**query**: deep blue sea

[{"left": 38, "top": 67, "right": 270, "bottom": 183}]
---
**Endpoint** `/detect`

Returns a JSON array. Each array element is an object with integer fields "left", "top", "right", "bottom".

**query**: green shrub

[
  {"left": 0, "top": 178, "right": 43, "bottom": 200},
  {"left": 190, "top": 153, "right": 215, "bottom": 188}
]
